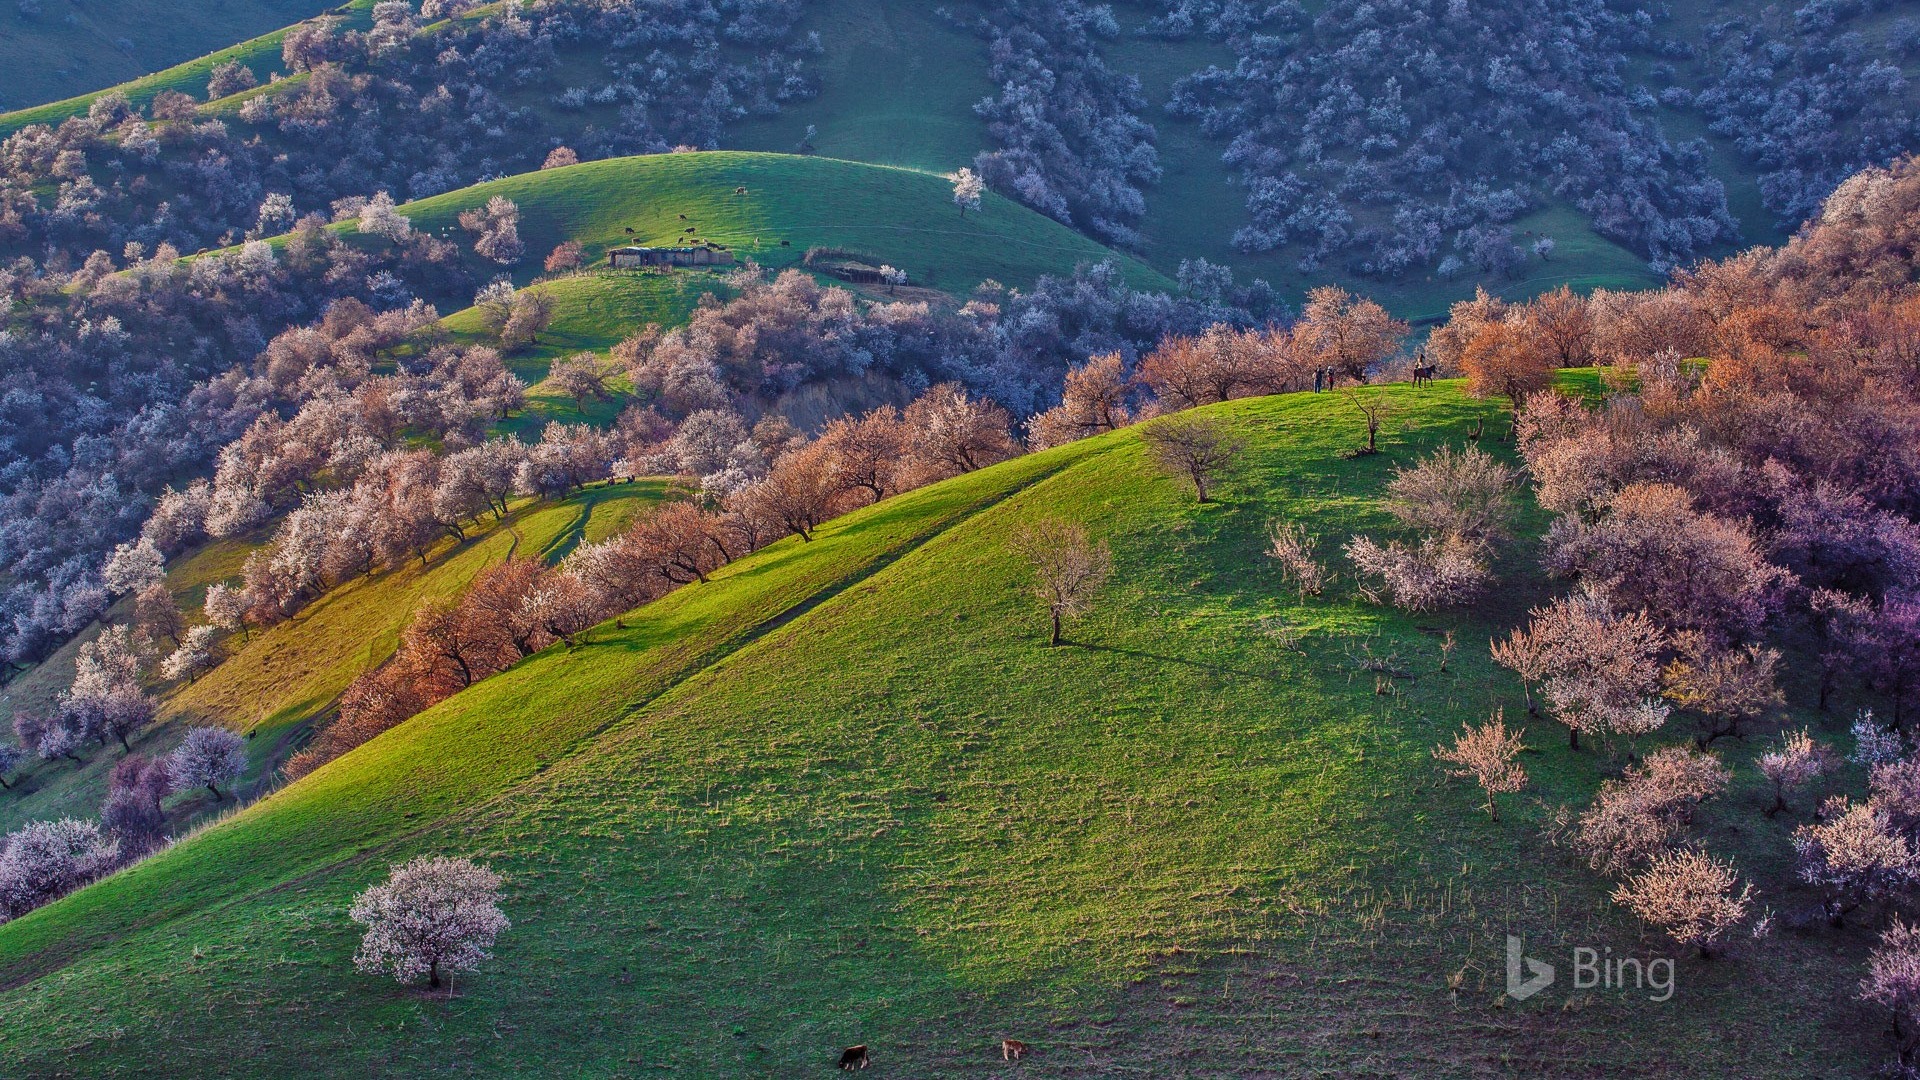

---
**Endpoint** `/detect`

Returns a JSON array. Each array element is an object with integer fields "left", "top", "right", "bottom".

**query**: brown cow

[
  {"left": 837, "top": 1045, "right": 870, "bottom": 1070},
  {"left": 1001, "top": 1039, "right": 1030, "bottom": 1060}
]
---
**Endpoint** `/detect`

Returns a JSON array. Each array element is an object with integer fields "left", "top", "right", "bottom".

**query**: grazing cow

[
  {"left": 838, "top": 1045, "right": 870, "bottom": 1070},
  {"left": 1001, "top": 1039, "right": 1030, "bottom": 1060},
  {"left": 1412, "top": 364, "right": 1437, "bottom": 387}
]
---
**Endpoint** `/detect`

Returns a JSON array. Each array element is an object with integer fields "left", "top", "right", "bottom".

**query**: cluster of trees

[
  {"left": 1148, "top": 0, "right": 1919, "bottom": 277},
  {"left": 1027, "top": 284, "right": 1401, "bottom": 446},
  {"left": 0, "top": 705, "right": 248, "bottom": 924},
  {"left": 959, "top": 0, "right": 1161, "bottom": 247},
  {"left": 1161, "top": 0, "right": 1738, "bottom": 276},
  {"left": 616, "top": 260, "right": 1281, "bottom": 423},
  {"left": 1399, "top": 157, "right": 1920, "bottom": 1067},
  {"left": 1693, "top": 1, "right": 1917, "bottom": 227},
  {"left": 0, "top": 216, "right": 473, "bottom": 665}
]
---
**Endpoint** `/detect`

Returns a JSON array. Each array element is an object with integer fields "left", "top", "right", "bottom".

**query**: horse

[{"left": 1412, "top": 364, "right": 1438, "bottom": 387}]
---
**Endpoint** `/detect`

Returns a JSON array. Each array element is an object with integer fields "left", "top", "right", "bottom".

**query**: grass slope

[
  {"left": 0, "top": 0, "right": 370, "bottom": 129},
  {"left": 396, "top": 151, "right": 1174, "bottom": 296},
  {"left": 0, "top": 481, "right": 664, "bottom": 840},
  {"left": 0, "top": 380, "right": 1876, "bottom": 1077}
]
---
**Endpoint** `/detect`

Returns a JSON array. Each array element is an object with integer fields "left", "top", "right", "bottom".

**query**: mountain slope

[
  {"left": 0, "top": 382, "right": 1872, "bottom": 1076},
  {"left": 0, "top": 0, "right": 360, "bottom": 120}
]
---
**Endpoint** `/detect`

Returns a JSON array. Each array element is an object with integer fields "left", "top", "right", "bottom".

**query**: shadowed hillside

[{"left": 0, "top": 381, "right": 1876, "bottom": 1077}]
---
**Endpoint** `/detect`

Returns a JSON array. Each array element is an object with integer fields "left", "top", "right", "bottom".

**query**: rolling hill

[
  {"left": 393, "top": 151, "right": 1175, "bottom": 296},
  {"left": 0, "top": 0, "right": 358, "bottom": 120},
  {"left": 0, "top": 380, "right": 1875, "bottom": 1076}
]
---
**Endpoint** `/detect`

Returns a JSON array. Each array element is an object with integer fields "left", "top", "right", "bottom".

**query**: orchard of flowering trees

[{"left": 960, "top": 0, "right": 1161, "bottom": 248}]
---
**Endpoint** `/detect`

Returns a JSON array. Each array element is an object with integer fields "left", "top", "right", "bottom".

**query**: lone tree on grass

[
  {"left": 1010, "top": 517, "right": 1112, "bottom": 646},
  {"left": 1140, "top": 414, "right": 1243, "bottom": 503},
  {"left": 952, "top": 167, "right": 984, "bottom": 215},
  {"left": 167, "top": 726, "right": 247, "bottom": 800},
  {"left": 351, "top": 855, "right": 510, "bottom": 995},
  {"left": 1612, "top": 848, "right": 1753, "bottom": 957},
  {"left": 1433, "top": 711, "right": 1528, "bottom": 821},
  {"left": 1758, "top": 728, "right": 1838, "bottom": 817},
  {"left": 1337, "top": 388, "right": 1397, "bottom": 456}
]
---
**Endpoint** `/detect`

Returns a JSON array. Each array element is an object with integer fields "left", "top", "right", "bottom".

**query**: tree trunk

[
  {"left": 117, "top": 731, "right": 131, "bottom": 752},
  {"left": 1568, "top": 726, "right": 1579, "bottom": 752},
  {"left": 1050, "top": 610, "right": 1062, "bottom": 647},
  {"left": 207, "top": 783, "right": 222, "bottom": 800},
  {"left": 429, "top": 959, "right": 441, "bottom": 989}
]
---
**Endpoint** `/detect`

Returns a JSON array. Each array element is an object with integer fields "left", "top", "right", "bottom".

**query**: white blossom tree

[
  {"left": 167, "top": 727, "right": 248, "bottom": 800},
  {"left": 1009, "top": 517, "right": 1112, "bottom": 646},
  {"left": 1433, "top": 711, "right": 1528, "bottom": 821},
  {"left": 0, "top": 819, "right": 119, "bottom": 921},
  {"left": 1863, "top": 918, "right": 1920, "bottom": 1062},
  {"left": 952, "top": 167, "right": 984, "bottom": 215},
  {"left": 358, "top": 191, "right": 413, "bottom": 242},
  {"left": 460, "top": 196, "right": 523, "bottom": 265},
  {"left": 160, "top": 625, "right": 222, "bottom": 683},
  {"left": 102, "top": 537, "right": 165, "bottom": 595},
  {"left": 1758, "top": 728, "right": 1838, "bottom": 816},
  {"left": 203, "top": 582, "right": 248, "bottom": 635},
  {"left": 350, "top": 856, "right": 510, "bottom": 993}
]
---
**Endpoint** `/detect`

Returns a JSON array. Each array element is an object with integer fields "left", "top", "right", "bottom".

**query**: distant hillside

[
  {"left": 0, "top": 0, "right": 348, "bottom": 116},
  {"left": 0, "top": 381, "right": 1876, "bottom": 1076},
  {"left": 13, "top": 0, "right": 1913, "bottom": 320}
]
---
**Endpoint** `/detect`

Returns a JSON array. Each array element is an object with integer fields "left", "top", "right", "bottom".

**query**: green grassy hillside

[
  {"left": 397, "top": 152, "right": 1175, "bottom": 296},
  {"left": 0, "top": 0, "right": 368, "bottom": 127},
  {"left": 0, "top": 481, "right": 664, "bottom": 840},
  {"left": 0, "top": 380, "right": 1873, "bottom": 1076}
]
